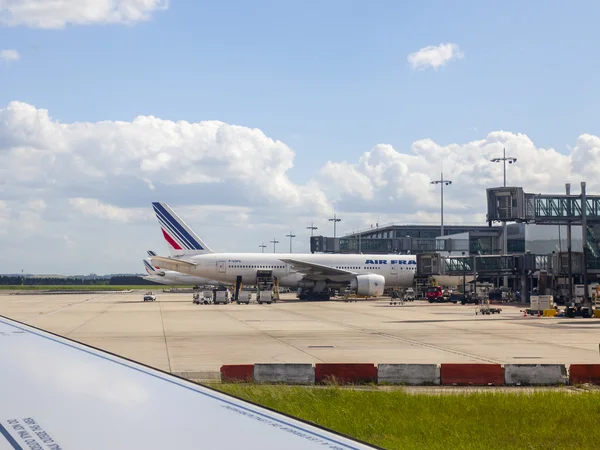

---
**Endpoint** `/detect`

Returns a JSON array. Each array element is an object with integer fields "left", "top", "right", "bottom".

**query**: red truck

[{"left": 426, "top": 286, "right": 444, "bottom": 303}]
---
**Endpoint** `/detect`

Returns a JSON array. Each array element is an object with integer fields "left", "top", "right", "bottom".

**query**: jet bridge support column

[
  {"left": 581, "top": 182, "right": 591, "bottom": 314},
  {"left": 520, "top": 274, "right": 528, "bottom": 304},
  {"left": 473, "top": 257, "right": 477, "bottom": 301},
  {"left": 566, "top": 183, "right": 573, "bottom": 305}
]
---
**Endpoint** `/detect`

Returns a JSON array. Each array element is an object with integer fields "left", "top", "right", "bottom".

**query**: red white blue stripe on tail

[
  {"left": 143, "top": 259, "right": 156, "bottom": 275},
  {"left": 152, "top": 202, "right": 212, "bottom": 254}
]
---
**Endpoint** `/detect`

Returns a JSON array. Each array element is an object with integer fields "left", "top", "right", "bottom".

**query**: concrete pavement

[{"left": 1, "top": 291, "right": 599, "bottom": 379}]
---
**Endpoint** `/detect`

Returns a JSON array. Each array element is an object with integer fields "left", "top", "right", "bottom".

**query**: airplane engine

[
  {"left": 155, "top": 271, "right": 166, "bottom": 276},
  {"left": 350, "top": 274, "right": 385, "bottom": 297}
]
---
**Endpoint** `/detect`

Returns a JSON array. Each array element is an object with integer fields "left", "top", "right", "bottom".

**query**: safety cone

[
  {"left": 537, "top": 310, "right": 541, "bottom": 318},
  {"left": 523, "top": 310, "right": 527, "bottom": 317}
]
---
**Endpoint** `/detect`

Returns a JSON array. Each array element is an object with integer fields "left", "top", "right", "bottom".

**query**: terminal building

[
  {"left": 309, "top": 184, "right": 600, "bottom": 307},
  {"left": 310, "top": 223, "right": 526, "bottom": 256},
  {"left": 309, "top": 222, "right": 585, "bottom": 301}
]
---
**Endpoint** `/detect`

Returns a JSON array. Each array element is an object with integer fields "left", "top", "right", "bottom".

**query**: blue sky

[
  {"left": 1, "top": 0, "right": 600, "bottom": 273},
  {"left": 2, "top": 0, "right": 599, "bottom": 181}
]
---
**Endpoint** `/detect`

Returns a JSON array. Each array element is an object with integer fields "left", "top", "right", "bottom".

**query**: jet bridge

[
  {"left": 486, "top": 182, "right": 600, "bottom": 311},
  {"left": 418, "top": 252, "right": 583, "bottom": 280},
  {"left": 442, "top": 255, "right": 522, "bottom": 274},
  {"left": 417, "top": 253, "right": 546, "bottom": 277},
  {"left": 486, "top": 184, "right": 600, "bottom": 269},
  {"left": 485, "top": 186, "right": 600, "bottom": 224}
]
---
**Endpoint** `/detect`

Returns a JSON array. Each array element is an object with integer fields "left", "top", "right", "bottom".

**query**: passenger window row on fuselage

[
  {"left": 228, "top": 265, "right": 285, "bottom": 269},
  {"left": 225, "top": 265, "right": 415, "bottom": 270}
]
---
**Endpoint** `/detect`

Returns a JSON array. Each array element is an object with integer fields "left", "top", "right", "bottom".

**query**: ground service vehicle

[
  {"left": 237, "top": 292, "right": 252, "bottom": 305},
  {"left": 390, "top": 290, "right": 404, "bottom": 305},
  {"left": 257, "top": 290, "right": 273, "bottom": 305},
  {"left": 192, "top": 293, "right": 212, "bottom": 305},
  {"left": 214, "top": 289, "right": 231, "bottom": 304},
  {"left": 449, "top": 291, "right": 465, "bottom": 304},
  {"left": 426, "top": 286, "right": 443, "bottom": 303},
  {"left": 143, "top": 292, "right": 156, "bottom": 302}
]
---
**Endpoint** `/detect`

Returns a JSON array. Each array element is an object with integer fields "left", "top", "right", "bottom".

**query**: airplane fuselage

[{"left": 164, "top": 252, "right": 417, "bottom": 288}]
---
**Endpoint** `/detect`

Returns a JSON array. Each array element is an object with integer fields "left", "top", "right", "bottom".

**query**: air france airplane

[
  {"left": 142, "top": 254, "right": 220, "bottom": 286},
  {"left": 149, "top": 202, "right": 417, "bottom": 300}
]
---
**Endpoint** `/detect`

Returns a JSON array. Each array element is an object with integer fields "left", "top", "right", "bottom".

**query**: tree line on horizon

[{"left": 0, "top": 276, "right": 159, "bottom": 286}]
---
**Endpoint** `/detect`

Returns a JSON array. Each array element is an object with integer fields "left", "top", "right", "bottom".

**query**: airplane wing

[
  {"left": 149, "top": 255, "right": 196, "bottom": 272},
  {"left": 279, "top": 258, "right": 357, "bottom": 280},
  {"left": 0, "top": 315, "right": 376, "bottom": 450}
]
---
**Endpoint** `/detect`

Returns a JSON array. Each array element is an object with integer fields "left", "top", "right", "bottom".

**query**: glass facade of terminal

[{"left": 311, "top": 224, "right": 526, "bottom": 255}]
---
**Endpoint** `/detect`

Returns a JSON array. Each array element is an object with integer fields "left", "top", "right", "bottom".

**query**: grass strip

[{"left": 215, "top": 384, "right": 600, "bottom": 449}]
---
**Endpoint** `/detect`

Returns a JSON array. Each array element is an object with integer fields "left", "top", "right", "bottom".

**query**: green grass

[
  {"left": 214, "top": 384, "right": 600, "bottom": 450},
  {"left": 0, "top": 285, "right": 154, "bottom": 291}
]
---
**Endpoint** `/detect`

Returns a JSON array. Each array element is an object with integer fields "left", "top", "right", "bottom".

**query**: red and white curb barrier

[{"left": 220, "top": 363, "right": 600, "bottom": 386}]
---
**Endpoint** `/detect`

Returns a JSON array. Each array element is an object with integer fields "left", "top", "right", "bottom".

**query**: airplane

[
  {"left": 149, "top": 202, "right": 417, "bottom": 300},
  {"left": 0, "top": 315, "right": 375, "bottom": 450},
  {"left": 142, "top": 252, "right": 220, "bottom": 286}
]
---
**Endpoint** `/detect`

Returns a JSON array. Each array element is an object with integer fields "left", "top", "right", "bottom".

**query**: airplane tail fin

[
  {"left": 143, "top": 258, "right": 157, "bottom": 275},
  {"left": 144, "top": 257, "right": 165, "bottom": 276},
  {"left": 152, "top": 202, "right": 212, "bottom": 257}
]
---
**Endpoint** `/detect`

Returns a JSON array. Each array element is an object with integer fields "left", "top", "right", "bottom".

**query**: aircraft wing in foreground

[
  {"left": 279, "top": 258, "right": 358, "bottom": 279},
  {"left": 0, "top": 316, "right": 376, "bottom": 450}
]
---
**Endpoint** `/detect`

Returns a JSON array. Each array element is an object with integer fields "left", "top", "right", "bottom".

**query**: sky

[{"left": 1, "top": 0, "right": 600, "bottom": 274}]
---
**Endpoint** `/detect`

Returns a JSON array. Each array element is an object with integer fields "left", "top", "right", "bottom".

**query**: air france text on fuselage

[{"left": 364, "top": 259, "right": 416, "bottom": 265}]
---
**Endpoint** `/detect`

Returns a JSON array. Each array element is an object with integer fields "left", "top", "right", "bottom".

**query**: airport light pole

[
  {"left": 329, "top": 214, "right": 341, "bottom": 238},
  {"left": 286, "top": 231, "right": 296, "bottom": 253},
  {"left": 491, "top": 148, "right": 517, "bottom": 288},
  {"left": 306, "top": 223, "right": 318, "bottom": 237},
  {"left": 430, "top": 173, "right": 452, "bottom": 240},
  {"left": 270, "top": 238, "right": 279, "bottom": 253},
  {"left": 259, "top": 243, "right": 267, "bottom": 253}
]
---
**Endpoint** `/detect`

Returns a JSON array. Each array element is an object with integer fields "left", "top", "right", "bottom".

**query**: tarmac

[{"left": 1, "top": 291, "right": 600, "bottom": 381}]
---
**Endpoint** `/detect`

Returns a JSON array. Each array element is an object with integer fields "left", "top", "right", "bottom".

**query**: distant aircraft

[
  {"left": 0, "top": 316, "right": 375, "bottom": 449},
  {"left": 149, "top": 202, "right": 415, "bottom": 300},
  {"left": 142, "top": 254, "right": 219, "bottom": 286}
]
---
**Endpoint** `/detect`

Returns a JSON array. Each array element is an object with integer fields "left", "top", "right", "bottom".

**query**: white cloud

[
  {"left": 0, "top": 101, "right": 334, "bottom": 272},
  {"left": 18, "top": 199, "right": 47, "bottom": 231},
  {"left": 63, "top": 235, "right": 76, "bottom": 247},
  {"left": 0, "top": 49, "right": 19, "bottom": 62},
  {"left": 0, "top": 0, "right": 168, "bottom": 29},
  {"left": 69, "top": 198, "right": 149, "bottom": 223},
  {"left": 318, "top": 131, "right": 592, "bottom": 229},
  {"left": 1, "top": 100, "right": 599, "bottom": 273},
  {"left": 408, "top": 42, "right": 463, "bottom": 71},
  {"left": 0, "top": 101, "right": 331, "bottom": 216}
]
